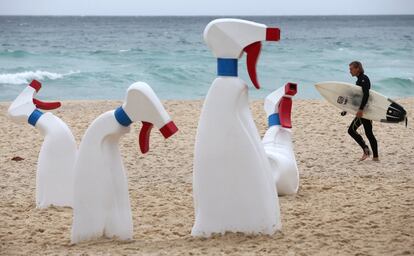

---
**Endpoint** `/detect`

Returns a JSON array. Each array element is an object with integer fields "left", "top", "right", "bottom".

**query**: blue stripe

[
  {"left": 28, "top": 109, "right": 43, "bottom": 126},
  {"left": 114, "top": 107, "right": 132, "bottom": 127},
  {"left": 268, "top": 113, "right": 281, "bottom": 127},
  {"left": 217, "top": 58, "right": 238, "bottom": 77}
]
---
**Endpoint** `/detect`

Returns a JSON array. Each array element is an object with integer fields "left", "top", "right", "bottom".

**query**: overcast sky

[{"left": 0, "top": 0, "right": 413, "bottom": 16}]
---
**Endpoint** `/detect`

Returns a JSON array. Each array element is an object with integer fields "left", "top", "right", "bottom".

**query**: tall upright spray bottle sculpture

[
  {"left": 71, "top": 82, "right": 178, "bottom": 243},
  {"left": 192, "top": 19, "right": 283, "bottom": 237},
  {"left": 8, "top": 80, "right": 77, "bottom": 208}
]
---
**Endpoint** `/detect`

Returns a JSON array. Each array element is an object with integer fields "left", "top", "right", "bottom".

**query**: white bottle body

[
  {"left": 35, "top": 112, "right": 77, "bottom": 208},
  {"left": 71, "top": 110, "right": 132, "bottom": 243},
  {"left": 262, "top": 86, "right": 299, "bottom": 195},
  {"left": 262, "top": 126, "right": 299, "bottom": 195},
  {"left": 192, "top": 77, "right": 281, "bottom": 237}
]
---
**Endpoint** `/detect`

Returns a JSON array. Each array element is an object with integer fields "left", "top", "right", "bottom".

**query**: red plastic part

[
  {"left": 139, "top": 122, "right": 154, "bottom": 154},
  {"left": 33, "top": 98, "right": 61, "bottom": 110},
  {"left": 284, "top": 82, "right": 297, "bottom": 96},
  {"left": 266, "top": 28, "right": 281, "bottom": 41},
  {"left": 30, "top": 80, "right": 42, "bottom": 92},
  {"left": 159, "top": 121, "right": 178, "bottom": 139},
  {"left": 279, "top": 97, "right": 293, "bottom": 128},
  {"left": 243, "top": 41, "right": 262, "bottom": 89}
]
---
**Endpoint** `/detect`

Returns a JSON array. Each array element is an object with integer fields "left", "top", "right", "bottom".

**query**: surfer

[{"left": 345, "top": 61, "right": 379, "bottom": 161}]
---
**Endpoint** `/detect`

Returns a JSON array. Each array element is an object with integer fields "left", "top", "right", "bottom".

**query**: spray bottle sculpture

[
  {"left": 263, "top": 83, "right": 299, "bottom": 195},
  {"left": 8, "top": 80, "right": 77, "bottom": 208},
  {"left": 192, "top": 19, "right": 299, "bottom": 237},
  {"left": 71, "top": 81, "right": 178, "bottom": 243},
  {"left": 8, "top": 80, "right": 178, "bottom": 243}
]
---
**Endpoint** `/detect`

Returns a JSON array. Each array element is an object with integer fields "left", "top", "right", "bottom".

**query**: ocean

[{"left": 0, "top": 15, "right": 413, "bottom": 101}]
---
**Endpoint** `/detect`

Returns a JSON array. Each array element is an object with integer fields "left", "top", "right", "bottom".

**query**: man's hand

[{"left": 356, "top": 110, "right": 363, "bottom": 118}]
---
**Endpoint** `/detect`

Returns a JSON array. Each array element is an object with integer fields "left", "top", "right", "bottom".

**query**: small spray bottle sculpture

[
  {"left": 263, "top": 83, "right": 299, "bottom": 195},
  {"left": 192, "top": 19, "right": 299, "bottom": 237},
  {"left": 71, "top": 82, "right": 178, "bottom": 243},
  {"left": 8, "top": 80, "right": 77, "bottom": 208}
]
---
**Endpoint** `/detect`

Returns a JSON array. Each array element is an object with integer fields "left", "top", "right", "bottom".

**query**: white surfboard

[{"left": 315, "top": 81, "right": 407, "bottom": 124}]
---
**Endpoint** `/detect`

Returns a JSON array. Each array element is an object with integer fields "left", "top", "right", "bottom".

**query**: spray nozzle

[
  {"left": 119, "top": 82, "right": 178, "bottom": 154},
  {"left": 266, "top": 28, "right": 281, "bottom": 41},
  {"left": 284, "top": 82, "right": 297, "bottom": 97},
  {"left": 8, "top": 79, "right": 62, "bottom": 124},
  {"left": 243, "top": 27, "right": 280, "bottom": 89},
  {"left": 264, "top": 82, "right": 297, "bottom": 128},
  {"left": 29, "top": 80, "right": 62, "bottom": 110},
  {"left": 204, "top": 19, "right": 280, "bottom": 90}
]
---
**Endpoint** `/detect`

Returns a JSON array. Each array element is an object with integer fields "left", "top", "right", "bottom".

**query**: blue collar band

[
  {"left": 28, "top": 109, "right": 43, "bottom": 127},
  {"left": 217, "top": 58, "right": 238, "bottom": 77},
  {"left": 114, "top": 106, "right": 132, "bottom": 127},
  {"left": 268, "top": 113, "right": 281, "bottom": 127}
]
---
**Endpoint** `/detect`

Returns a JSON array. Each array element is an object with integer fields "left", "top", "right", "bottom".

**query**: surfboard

[{"left": 315, "top": 81, "right": 407, "bottom": 124}]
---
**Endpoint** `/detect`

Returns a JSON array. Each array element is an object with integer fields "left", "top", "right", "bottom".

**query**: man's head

[{"left": 349, "top": 61, "right": 364, "bottom": 77}]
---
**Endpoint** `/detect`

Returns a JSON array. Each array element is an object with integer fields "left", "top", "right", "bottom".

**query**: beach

[{"left": 0, "top": 98, "right": 413, "bottom": 256}]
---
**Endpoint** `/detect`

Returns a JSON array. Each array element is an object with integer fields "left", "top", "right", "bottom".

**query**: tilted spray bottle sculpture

[
  {"left": 71, "top": 81, "right": 178, "bottom": 243},
  {"left": 192, "top": 18, "right": 299, "bottom": 237},
  {"left": 8, "top": 80, "right": 77, "bottom": 208},
  {"left": 8, "top": 80, "right": 178, "bottom": 243},
  {"left": 263, "top": 83, "right": 299, "bottom": 195}
]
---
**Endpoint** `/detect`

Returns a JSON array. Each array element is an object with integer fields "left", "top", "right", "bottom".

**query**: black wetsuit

[{"left": 347, "top": 73, "right": 379, "bottom": 158}]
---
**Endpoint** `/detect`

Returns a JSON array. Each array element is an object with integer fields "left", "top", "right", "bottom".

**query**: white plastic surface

[
  {"left": 204, "top": 18, "right": 267, "bottom": 58},
  {"left": 192, "top": 18, "right": 282, "bottom": 237},
  {"left": 7, "top": 86, "right": 37, "bottom": 123},
  {"left": 192, "top": 77, "right": 281, "bottom": 237},
  {"left": 8, "top": 84, "right": 76, "bottom": 208},
  {"left": 35, "top": 113, "right": 77, "bottom": 207},
  {"left": 263, "top": 86, "right": 299, "bottom": 195},
  {"left": 71, "top": 110, "right": 132, "bottom": 243},
  {"left": 122, "top": 82, "right": 173, "bottom": 126},
  {"left": 71, "top": 82, "right": 174, "bottom": 243}
]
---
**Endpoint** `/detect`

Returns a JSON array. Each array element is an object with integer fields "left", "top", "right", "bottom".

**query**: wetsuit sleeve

[{"left": 359, "top": 77, "right": 370, "bottom": 110}]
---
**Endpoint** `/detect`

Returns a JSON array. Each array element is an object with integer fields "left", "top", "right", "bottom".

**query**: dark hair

[{"left": 349, "top": 61, "right": 364, "bottom": 74}]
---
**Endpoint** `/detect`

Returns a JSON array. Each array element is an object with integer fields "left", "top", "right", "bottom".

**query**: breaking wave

[{"left": 0, "top": 70, "right": 80, "bottom": 85}]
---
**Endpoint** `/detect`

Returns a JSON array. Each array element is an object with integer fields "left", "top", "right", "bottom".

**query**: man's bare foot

[
  {"left": 359, "top": 153, "right": 369, "bottom": 161},
  {"left": 373, "top": 157, "right": 380, "bottom": 161},
  {"left": 359, "top": 147, "right": 371, "bottom": 161}
]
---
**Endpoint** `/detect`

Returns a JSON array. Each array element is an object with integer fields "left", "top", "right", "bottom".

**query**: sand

[{"left": 0, "top": 98, "right": 413, "bottom": 256}]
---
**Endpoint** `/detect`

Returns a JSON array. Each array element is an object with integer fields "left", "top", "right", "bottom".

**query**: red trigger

[
  {"left": 278, "top": 97, "right": 293, "bottom": 128},
  {"left": 139, "top": 122, "right": 153, "bottom": 154},
  {"left": 278, "top": 83, "right": 297, "bottom": 128},
  {"left": 243, "top": 41, "right": 262, "bottom": 89},
  {"left": 33, "top": 98, "right": 61, "bottom": 110}
]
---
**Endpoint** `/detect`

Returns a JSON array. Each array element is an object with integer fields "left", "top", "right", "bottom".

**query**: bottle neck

[
  {"left": 268, "top": 113, "right": 280, "bottom": 127},
  {"left": 114, "top": 106, "right": 132, "bottom": 127},
  {"left": 28, "top": 109, "right": 43, "bottom": 126},
  {"left": 217, "top": 58, "right": 238, "bottom": 77}
]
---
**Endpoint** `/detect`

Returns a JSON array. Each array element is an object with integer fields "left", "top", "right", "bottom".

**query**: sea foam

[{"left": 0, "top": 70, "right": 79, "bottom": 85}]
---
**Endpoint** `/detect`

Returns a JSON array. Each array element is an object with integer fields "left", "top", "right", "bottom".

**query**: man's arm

[{"left": 359, "top": 77, "right": 370, "bottom": 110}]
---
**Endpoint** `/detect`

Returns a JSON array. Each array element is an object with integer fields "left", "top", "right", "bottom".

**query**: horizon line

[{"left": 0, "top": 14, "right": 413, "bottom": 17}]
